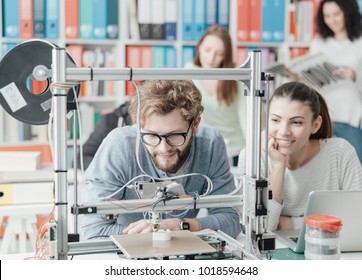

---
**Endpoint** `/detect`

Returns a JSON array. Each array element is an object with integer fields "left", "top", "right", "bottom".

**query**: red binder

[
  {"left": 19, "top": 0, "right": 34, "bottom": 38},
  {"left": 65, "top": 0, "right": 79, "bottom": 39}
]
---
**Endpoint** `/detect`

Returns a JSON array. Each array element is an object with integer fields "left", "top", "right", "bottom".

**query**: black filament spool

[{"left": 0, "top": 39, "right": 80, "bottom": 125}]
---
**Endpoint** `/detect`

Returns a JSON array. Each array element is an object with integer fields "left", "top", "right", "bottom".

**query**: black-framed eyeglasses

[{"left": 141, "top": 122, "right": 193, "bottom": 147}]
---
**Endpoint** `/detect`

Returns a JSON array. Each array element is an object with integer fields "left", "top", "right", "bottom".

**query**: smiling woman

[{"left": 238, "top": 81, "right": 362, "bottom": 232}]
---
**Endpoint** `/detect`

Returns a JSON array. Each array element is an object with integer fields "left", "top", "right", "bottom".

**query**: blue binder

[
  {"left": 182, "top": 46, "right": 195, "bottom": 67},
  {"left": 79, "top": 0, "right": 94, "bottom": 39},
  {"left": 45, "top": 0, "right": 59, "bottom": 38},
  {"left": 2, "top": 0, "right": 19, "bottom": 38},
  {"left": 182, "top": 0, "right": 194, "bottom": 41},
  {"left": 206, "top": 0, "right": 217, "bottom": 28},
  {"left": 106, "top": 0, "right": 119, "bottom": 39},
  {"left": 152, "top": 46, "right": 166, "bottom": 68},
  {"left": 33, "top": 0, "right": 45, "bottom": 38},
  {"left": 93, "top": 0, "right": 107, "bottom": 39},
  {"left": 165, "top": 46, "right": 177, "bottom": 68},
  {"left": 164, "top": 0, "right": 177, "bottom": 40},
  {"left": 217, "top": 0, "right": 230, "bottom": 30},
  {"left": 194, "top": 0, "right": 207, "bottom": 41},
  {"left": 261, "top": 0, "right": 285, "bottom": 42}
]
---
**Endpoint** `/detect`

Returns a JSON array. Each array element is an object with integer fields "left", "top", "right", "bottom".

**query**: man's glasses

[{"left": 141, "top": 122, "right": 193, "bottom": 147}]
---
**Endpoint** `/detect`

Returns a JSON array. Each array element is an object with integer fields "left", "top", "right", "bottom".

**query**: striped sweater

[{"left": 238, "top": 138, "right": 362, "bottom": 230}]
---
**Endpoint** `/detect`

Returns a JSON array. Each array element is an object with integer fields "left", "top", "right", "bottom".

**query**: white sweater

[
  {"left": 238, "top": 138, "right": 362, "bottom": 231},
  {"left": 310, "top": 37, "right": 362, "bottom": 128}
]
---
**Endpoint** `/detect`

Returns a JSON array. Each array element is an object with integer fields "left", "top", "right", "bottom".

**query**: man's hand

[
  {"left": 123, "top": 219, "right": 182, "bottom": 234},
  {"left": 123, "top": 220, "right": 152, "bottom": 234}
]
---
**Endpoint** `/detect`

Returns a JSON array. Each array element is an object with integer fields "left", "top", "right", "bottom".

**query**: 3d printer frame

[{"left": 40, "top": 47, "right": 274, "bottom": 260}]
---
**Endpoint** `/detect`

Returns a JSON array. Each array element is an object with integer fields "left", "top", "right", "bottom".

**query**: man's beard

[{"left": 151, "top": 140, "right": 192, "bottom": 174}]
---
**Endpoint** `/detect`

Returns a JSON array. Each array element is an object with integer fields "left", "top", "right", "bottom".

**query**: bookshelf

[{"left": 0, "top": 0, "right": 331, "bottom": 146}]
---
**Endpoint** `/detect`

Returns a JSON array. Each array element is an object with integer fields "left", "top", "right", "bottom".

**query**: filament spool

[{"left": 0, "top": 39, "right": 80, "bottom": 125}]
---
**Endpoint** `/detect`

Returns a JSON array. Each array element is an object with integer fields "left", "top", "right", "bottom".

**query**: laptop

[{"left": 275, "top": 190, "right": 362, "bottom": 253}]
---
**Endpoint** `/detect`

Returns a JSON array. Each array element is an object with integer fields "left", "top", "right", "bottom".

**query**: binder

[
  {"left": 93, "top": 0, "right": 107, "bottom": 39},
  {"left": 127, "top": 0, "right": 140, "bottom": 39},
  {"left": 2, "top": 0, "right": 19, "bottom": 38},
  {"left": 182, "top": 46, "right": 195, "bottom": 67},
  {"left": 272, "top": 0, "right": 285, "bottom": 42},
  {"left": 65, "top": 0, "right": 79, "bottom": 38},
  {"left": 141, "top": 46, "right": 152, "bottom": 68},
  {"left": 164, "top": 0, "right": 177, "bottom": 40},
  {"left": 126, "top": 44, "right": 147, "bottom": 96},
  {"left": 138, "top": 0, "right": 152, "bottom": 39},
  {"left": 150, "top": 0, "right": 165, "bottom": 40},
  {"left": 152, "top": 46, "right": 166, "bottom": 68},
  {"left": 236, "top": 0, "right": 249, "bottom": 42},
  {"left": 33, "top": 0, "right": 45, "bottom": 38},
  {"left": 261, "top": 0, "right": 285, "bottom": 42},
  {"left": 66, "top": 44, "right": 84, "bottom": 67},
  {"left": 206, "top": 0, "right": 217, "bottom": 28},
  {"left": 45, "top": 0, "right": 59, "bottom": 38},
  {"left": 125, "top": 46, "right": 142, "bottom": 95},
  {"left": 106, "top": 0, "right": 119, "bottom": 39},
  {"left": 194, "top": 0, "right": 206, "bottom": 41},
  {"left": 19, "top": 0, "right": 34, "bottom": 38},
  {"left": 79, "top": 0, "right": 94, "bottom": 39},
  {"left": 289, "top": 0, "right": 297, "bottom": 42},
  {"left": 249, "top": 0, "right": 261, "bottom": 41},
  {"left": 217, "top": 0, "right": 230, "bottom": 30},
  {"left": 182, "top": 0, "right": 194, "bottom": 41},
  {"left": 165, "top": 46, "right": 177, "bottom": 68},
  {"left": 261, "top": 0, "right": 273, "bottom": 42}
]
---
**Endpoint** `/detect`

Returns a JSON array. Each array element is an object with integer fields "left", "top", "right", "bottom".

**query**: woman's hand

[
  {"left": 333, "top": 66, "right": 356, "bottom": 81},
  {"left": 277, "top": 216, "right": 292, "bottom": 230},
  {"left": 267, "top": 137, "right": 287, "bottom": 204},
  {"left": 268, "top": 137, "right": 286, "bottom": 167}
]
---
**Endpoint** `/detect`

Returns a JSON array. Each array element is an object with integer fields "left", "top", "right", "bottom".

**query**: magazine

[{"left": 266, "top": 53, "right": 354, "bottom": 93}]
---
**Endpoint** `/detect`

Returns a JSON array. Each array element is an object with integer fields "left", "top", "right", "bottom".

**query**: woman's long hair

[{"left": 194, "top": 25, "right": 238, "bottom": 106}]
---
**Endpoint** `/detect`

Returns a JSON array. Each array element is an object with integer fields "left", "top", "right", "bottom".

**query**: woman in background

[
  {"left": 238, "top": 82, "right": 362, "bottom": 231},
  {"left": 186, "top": 25, "right": 246, "bottom": 166},
  {"left": 311, "top": 0, "right": 362, "bottom": 163}
]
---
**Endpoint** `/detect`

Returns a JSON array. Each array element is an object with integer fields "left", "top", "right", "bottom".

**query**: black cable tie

[
  {"left": 54, "top": 170, "right": 68, "bottom": 173},
  {"left": 55, "top": 202, "right": 68, "bottom": 206},
  {"left": 128, "top": 67, "right": 133, "bottom": 81},
  {"left": 193, "top": 196, "right": 197, "bottom": 209},
  {"left": 88, "top": 66, "right": 93, "bottom": 81}
]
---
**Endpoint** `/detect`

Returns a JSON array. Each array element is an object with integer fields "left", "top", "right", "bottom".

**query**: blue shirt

[{"left": 81, "top": 124, "right": 242, "bottom": 239}]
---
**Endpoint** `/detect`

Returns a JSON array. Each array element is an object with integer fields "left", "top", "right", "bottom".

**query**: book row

[{"left": 2, "top": 0, "right": 119, "bottom": 40}]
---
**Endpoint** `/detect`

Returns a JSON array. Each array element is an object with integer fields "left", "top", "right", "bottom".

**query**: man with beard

[{"left": 81, "top": 80, "right": 242, "bottom": 240}]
